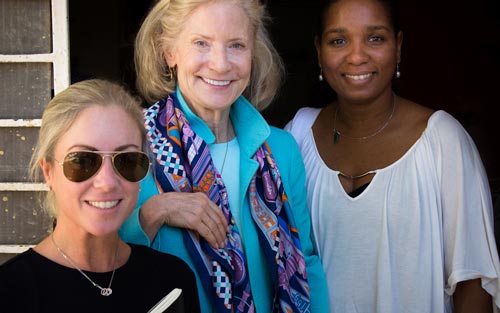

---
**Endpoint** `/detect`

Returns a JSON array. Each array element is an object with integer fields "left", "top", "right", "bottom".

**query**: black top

[
  {"left": 348, "top": 182, "right": 370, "bottom": 198},
  {"left": 0, "top": 243, "right": 200, "bottom": 313}
]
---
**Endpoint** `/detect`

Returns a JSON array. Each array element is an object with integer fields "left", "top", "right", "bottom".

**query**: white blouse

[{"left": 286, "top": 108, "right": 500, "bottom": 313}]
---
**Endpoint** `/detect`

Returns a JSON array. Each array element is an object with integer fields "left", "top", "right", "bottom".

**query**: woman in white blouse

[{"left": 285, "top": 0, "right": 500, "bottom": 312}]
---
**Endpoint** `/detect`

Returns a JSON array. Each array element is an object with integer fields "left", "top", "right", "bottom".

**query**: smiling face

[
  {"left": 316, "top": 0, "right": 402, "bottom": 102},
  {"left": 164, "top": 1, "right": 253, "bottom": 119},
  {"left": 41, "top": 105, "right": 143, "bottom": 237}
]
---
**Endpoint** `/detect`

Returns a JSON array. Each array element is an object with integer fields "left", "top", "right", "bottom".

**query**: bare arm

[
  {"left": 453, "top": 278, "right": 492, "bottom": 313},
  {"left": 139, "top": 191, "right": 228, "bottom": 249}
]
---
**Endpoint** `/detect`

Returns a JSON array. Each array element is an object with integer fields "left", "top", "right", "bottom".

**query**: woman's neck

[
  {"left": 210, "top": 116, "right": 235, "bottom": 143},
  {"left": 42, "top": 227, "right": 125, "bottom": 272},
  {"left": 335, "top": 92, "right": 396, "bottom": 137}
]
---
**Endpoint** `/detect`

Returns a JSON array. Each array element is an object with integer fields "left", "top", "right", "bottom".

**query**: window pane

[
  {"left": 0, "top": 128, "right": 39, "bottom": 183},
  {"left": 0, "top": 191, "right": 52, "bottom": 245},
  {"left": 0, "top": 0, "right": 52, "bottom": 54},
  {"left": 0, "top": 63, "right": 52, "bottom": 119}
]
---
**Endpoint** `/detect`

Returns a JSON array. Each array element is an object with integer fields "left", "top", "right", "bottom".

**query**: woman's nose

[
  {"left": 209, "top": 46, "right": 231, "bottom": 72},
  {"left": 92, "top": 156, "right": 120, "bottom": 189},
  {"left": 346, "top": 41, "right": 369, "bottom": 65}
]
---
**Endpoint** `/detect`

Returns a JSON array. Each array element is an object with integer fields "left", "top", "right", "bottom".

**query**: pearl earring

[
  {"left": 396, "top": 63, "right": 401, "bottom": 78},
  {"left": 319, "top": 68, "right": 323, "bottom": 82}
]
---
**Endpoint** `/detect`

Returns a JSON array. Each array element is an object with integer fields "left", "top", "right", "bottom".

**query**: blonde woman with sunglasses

[{"left": 0, "top": 79, "right": 200, "bottom": 312}]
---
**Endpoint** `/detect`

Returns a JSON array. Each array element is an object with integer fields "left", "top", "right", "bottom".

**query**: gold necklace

[
  {"left": 333, "top": 94, "right": 396, "bottom": 144},
  {"left": 51, "top": 234, "right": 118, "bottom": 296},
  {"left": 338, "top": 169, "right": 377, "bottom": 180}
]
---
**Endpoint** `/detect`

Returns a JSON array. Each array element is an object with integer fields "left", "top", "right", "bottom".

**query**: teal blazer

[{"left": 120, "top": 92, "right": 329, "bottom": 313}]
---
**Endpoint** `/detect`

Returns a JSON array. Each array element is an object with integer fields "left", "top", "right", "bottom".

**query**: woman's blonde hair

[
  {"left": 135, "top": 0, "right": 284, "bottom": 110},
  {"left": 30, "top": 79, "right": 145, "bottom": 217}
]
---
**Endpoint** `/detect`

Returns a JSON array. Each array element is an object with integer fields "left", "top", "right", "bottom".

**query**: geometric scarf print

[
  {"left": 250, "top": 143, "right": 311, "bottom": 313},
  {"left": 144, "top": 94, "right": 254, "bottom": 313},
  {"left": 144, "top": 94, "right": 311, "bottom": 312}
]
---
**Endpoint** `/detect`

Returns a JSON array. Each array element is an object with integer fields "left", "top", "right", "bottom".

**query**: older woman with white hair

[{"left": 119, "top": 0, "right": 329, "bottom": 312}]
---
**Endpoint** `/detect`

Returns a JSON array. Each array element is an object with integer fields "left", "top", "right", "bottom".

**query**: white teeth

[
  {"left": 88, "top": 200, "right": 119, "bottom": 209},
  {"left": 345, "top": 73, "right": 372, "bottom": 80},
  {"left": 203, "top": 78, "right": 230, "bottom": 86}
]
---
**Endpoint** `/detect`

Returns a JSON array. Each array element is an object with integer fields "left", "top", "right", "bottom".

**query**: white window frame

[{"left": 0, "top": 0, "right": 69, "bottom": 254}]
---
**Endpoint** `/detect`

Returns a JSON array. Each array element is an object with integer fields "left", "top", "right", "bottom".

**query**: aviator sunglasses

[{"left": 56, "top": 151, "right": 151, "bottom": 183}]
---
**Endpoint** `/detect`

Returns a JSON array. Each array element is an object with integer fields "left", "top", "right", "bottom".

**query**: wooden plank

[
  {"left": 52, "top": 0, "right": 70, "bottom": 94},
  {"left": 0, "top": 54, "right": 54, "bottom": 62},
  {"left": 0, "top": 245, "right": 33, "bottom": 254},
  {"left": 0, "top": 183, "right": 48, "bottom": 191},
  {"left": 0, "top": 119, "right": 42, "bottom": 127}
]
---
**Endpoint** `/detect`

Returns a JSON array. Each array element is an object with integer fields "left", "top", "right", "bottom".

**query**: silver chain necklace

[
  {"left": 333, "top": 94, "right": 396, "bottom": 144},
  {"left": 51, "top": 234, "right": 117, "bottom": 296}
]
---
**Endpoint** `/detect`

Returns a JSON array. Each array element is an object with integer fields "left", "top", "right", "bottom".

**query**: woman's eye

[
  {"left": 328, "top": 38, "right": 346, "bottom": 46},
  {"left": 369, "top": 36, "right": 384, "bottom": 43},
  {"left": 194, "top": 40, "right": 207, "bottom": 47},
  {"left": 230, "top": 42, "right": 245, "bottom": 49}
]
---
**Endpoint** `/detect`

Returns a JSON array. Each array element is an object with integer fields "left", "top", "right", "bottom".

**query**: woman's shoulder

[
  {"left": 0, "top": 249, "right": 46, "bottom": 290},
  {"left": 129, "top": 243, "right": 189, "bottom": 266},
  {"left": 268, "top": 126, "right": 302, "bottom": 153},
  {"left": 399, "top": 101, "right": 478, "bottom": 161},
  {"left": 0, "top": 249, "right": 37, "bottom": 272},
  {"left": 284, "top": 107, "right": 322, "bottom": 133},
  {"left": 283, "top": 107, "right": 323, "bottom": 148},
  {"left": 399, "top": 98, "right": 463, "bottom": 134},
  {"left": 129, "top": 244, "right": 194, "bottom": 275},
  {"left": 427, "top": 110, "right": 466, "bottom": 132}
]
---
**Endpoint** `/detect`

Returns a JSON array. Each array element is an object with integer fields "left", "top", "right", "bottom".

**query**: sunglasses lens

[
  {"left": 113, "top": 152, "right": 150, "bottom": 182},
  {"left": 63, "top": 151, "right": 102, "bottom": 182}
]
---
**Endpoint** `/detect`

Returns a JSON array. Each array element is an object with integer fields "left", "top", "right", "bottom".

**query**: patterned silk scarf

[{"left": 144, "top": 94, "right": 311, "bottom": 313}]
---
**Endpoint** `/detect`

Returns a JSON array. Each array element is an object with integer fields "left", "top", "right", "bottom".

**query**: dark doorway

[{"left": 69, "top": 0, "right": 500, "bottom": 191}]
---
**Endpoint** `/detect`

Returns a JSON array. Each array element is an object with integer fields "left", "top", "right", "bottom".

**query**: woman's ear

[
  {"left": 314, "top": 36, "right": 322, "bottom": 65},
  {"left": 40, "top": 158, "right": 53, "bottom": 188},
  {"left": 396, "top": 31, "right": 403, "bottom": 63},
  {"left": 164, "top": 47, "right": 177, "bottom": 68}
]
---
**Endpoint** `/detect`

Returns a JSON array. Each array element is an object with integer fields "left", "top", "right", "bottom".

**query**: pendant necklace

[
  {"left": 218, "top": 119, "right": 232, "bottom": 175},
  {"left": 220, "top": 141, "right": 229, "bottom": 174},
  {"left": 333, "top": 94, "right": 396, "bottom": 144},
  {"left": 51, "top": 233, "right": 118, "bottom": 296}
]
